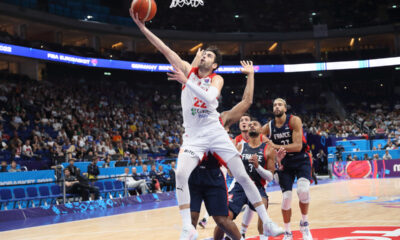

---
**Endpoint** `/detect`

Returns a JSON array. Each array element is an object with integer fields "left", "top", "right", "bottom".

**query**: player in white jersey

[{"left": 130, "top": 11, "right": 284, "bottom": 240}]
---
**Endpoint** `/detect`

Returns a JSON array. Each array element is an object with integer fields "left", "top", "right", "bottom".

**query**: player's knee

[
  {"left": 281, "top": 190, "right": 292, "bottom": 210},
  {"left": 297, "top": 178, "right": 310, "bottom": 203},
  {"left": 213, "top": 216, "right": 226, "bottom": 227},
  {"left": 233, "top": 171, "right": 251, "bottom": 186}
]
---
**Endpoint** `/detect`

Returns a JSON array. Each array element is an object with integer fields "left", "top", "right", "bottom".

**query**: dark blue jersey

[
  {"left": 268, "top": 114, "right": 309, "bottom": 162},
  {"left": 240, "top": 142, "right": 268, "bottom": 188}
]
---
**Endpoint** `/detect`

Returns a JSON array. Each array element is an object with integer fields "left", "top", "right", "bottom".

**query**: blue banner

[
  {"left": 0, "top": 170, "right": 55, "bottom": 186},
  {"left": 2, "top": 42, "right": 400, "bottom": 73}
]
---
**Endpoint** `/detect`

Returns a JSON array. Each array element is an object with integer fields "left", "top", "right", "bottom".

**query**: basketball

[
  {"left": 131, "top": 0, "right": 157, "bottom": 22},
  {"left": 346, "top": 161, "right": 372, "bottom": 178}
]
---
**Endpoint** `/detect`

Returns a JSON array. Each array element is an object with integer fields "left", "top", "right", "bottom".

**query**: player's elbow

[{"left": 295, "top": 143, "right": 302, "bottom": 152}]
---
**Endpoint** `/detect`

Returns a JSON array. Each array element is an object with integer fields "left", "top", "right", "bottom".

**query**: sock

[
  {"left": 180, "top": 208, "right": 191, "bottom": 227},
  {"left": 254, "top": 205, "right": 271, "bottom": 224},
  {"left": 260, "top": 235, "right": 269, "bottom": 240},
  {"left": 302, "top": 214, "right": 308, "bottom": 223},
  {"left": 240, "top": 237, "right": 245, "bottom": 240},
  {"left": 240, "top": 225, "right": 248, "bottom": 235},
  {"left": 284, "top": 223, "right": 291, "bottom": 233},
  {"left": 241, "top": 206, "right": 254, "bottom": 234}
]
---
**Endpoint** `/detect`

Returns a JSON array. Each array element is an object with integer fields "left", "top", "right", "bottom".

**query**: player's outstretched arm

[
  {"left": 221, "top": 61, "right": 255, "bottom": 128},
  {"left": 267, "top": 116, "right": 303, "bottom": 152},
  {"left": 167, "top": 66, "right": 224, "bottom": 104},
  {"left": 130, "top": 10, "right": 191, "bottom": 75}
]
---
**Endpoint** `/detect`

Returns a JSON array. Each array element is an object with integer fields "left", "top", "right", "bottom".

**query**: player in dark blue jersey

[
  {"left": 261, "top": 98, "right": 313, "bottom": 240},
  {"left": 214, "top": 120, "right": 286, "bottom": 240}
]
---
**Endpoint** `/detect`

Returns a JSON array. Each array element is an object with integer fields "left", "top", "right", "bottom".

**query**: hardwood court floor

[{"left": 1, "top": 178, "right": 399, "bottom": 240}]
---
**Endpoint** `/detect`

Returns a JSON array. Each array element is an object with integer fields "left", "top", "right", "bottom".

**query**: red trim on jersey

[
  {"left": 263, "top": 144, "right": 269, "bottom": 165},
  {"left": 212, "top": 152, "right": 228, "bottom": 168},
  {"left": 288, "top": 115, "right": 293, "bottom": 131},
  {"left": 307, "top": 152, "right": 314, "bottom": 184},
  {"left": 220, "top": 168, "right": 229, "bottom": 207},
  {"left": 219, "top": 117, "right": 224, "bottom": 127}
]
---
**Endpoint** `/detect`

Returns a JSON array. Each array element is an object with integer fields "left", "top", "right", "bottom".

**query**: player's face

[
  {"left": 239, "top": 116, "right": 251, "bottom": 132},
  {"left": 249, "top": 121, "right": 261, "bottom": 136},
  {"left": 199, "top": 51, "right": 217, "bottom": 71},
  {"left": 273, "top": 100, "right": 286, "bottom": 117}
]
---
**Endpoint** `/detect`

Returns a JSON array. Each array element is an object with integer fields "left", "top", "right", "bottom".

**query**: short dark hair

[
  {"left": 242, "top": 112, "right": 251, "bottom": 118},
  {"left": 205, "top": 46, "right": 222, "bottom": 71}
]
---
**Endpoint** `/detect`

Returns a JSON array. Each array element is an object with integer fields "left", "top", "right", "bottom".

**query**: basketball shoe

[
  {"left": 283, "top": 232, "right": 293, "bottom": 240},
  {"left": 180, "top": 224, "right": 198, "bottom": 240},
  {"left": 300, "top": 221, "right": 313, "bottom": 240},
  {"left": 263, "top": 221, "right": 285, "bottom": 237},
  {"left": 198, "top": 217, "right": 207, "bottom": 228}
]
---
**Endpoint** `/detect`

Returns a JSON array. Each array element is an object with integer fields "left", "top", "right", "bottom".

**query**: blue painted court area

[
  {"left": 0, "top": 198, "right": 178, "bottom": 232},
  {"left": 0, "top": 178, "right": 335, "bottom": 232}
]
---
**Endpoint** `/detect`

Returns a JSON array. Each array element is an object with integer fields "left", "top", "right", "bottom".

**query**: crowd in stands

[{"left": 0, "top": 71, "right": 182, "bottom": 171}]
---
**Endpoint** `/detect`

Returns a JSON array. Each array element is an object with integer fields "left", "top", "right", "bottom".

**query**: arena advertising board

[{"left": 1, "top": 42, "right": 400, "bottom": 73}]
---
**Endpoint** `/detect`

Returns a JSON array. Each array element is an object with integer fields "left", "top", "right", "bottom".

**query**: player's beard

[
  {"left": 274, "top": 110, "right": 284, "bottom": 118},
  {"left": 249, "top": 131, "right": 259, "bottom": 138}
]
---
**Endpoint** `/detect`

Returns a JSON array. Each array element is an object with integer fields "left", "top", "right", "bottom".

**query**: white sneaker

[
  {"left": 300, "top": 221, "right": 313, "bottom": 240},
  {"left": 179, "top": 224, "right": 198, "bottom": 240},
  {"left": 283, "top": 232, "right": 293, "bottom": 240},
  {"left": 263, "top": 221, "right": 285, "bottom": 237}
]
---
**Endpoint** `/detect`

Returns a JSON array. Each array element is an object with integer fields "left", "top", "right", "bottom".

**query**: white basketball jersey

[{"left": 181, "top": 68, "right": 221, "bottom": 130}]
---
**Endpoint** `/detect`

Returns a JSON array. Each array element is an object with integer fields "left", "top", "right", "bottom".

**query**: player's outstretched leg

[
  {"left": 240, "top": 206, "right": 254, "bottom": 238},
  {"left": 297, "top": 178, "right": 312, "bottom": 240},
  {"left": 226, "top": 156, "right": 284, "bottom": 237},
  {"left": 176, "top": 152, "right": 201, "bottom": 240}
]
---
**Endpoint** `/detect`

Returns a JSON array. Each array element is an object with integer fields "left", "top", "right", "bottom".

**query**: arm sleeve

[
  {"left": 185, "top": 81, "right": 219, "bottom": 104},
  {"left": 255, "top": 165, "right": 273, "bottom": 182}
]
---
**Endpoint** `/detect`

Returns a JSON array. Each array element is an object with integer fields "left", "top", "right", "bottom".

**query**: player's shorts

[
  {"left": 180, "top": 126, "right": 240, "bottom": 165},
  {"left": 189, "top": 166, "right": 229, "bottom": 216},
  {"left": 228, "top": 182, "right": 268, "bottom": 219},
  {"left": 278, "top": 152, "right": 312, "bottom": 192}
]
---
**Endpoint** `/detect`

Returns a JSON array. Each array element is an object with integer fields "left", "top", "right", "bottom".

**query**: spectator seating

[{"left": 327, "top": 138, "right": 400, "bottom": 162}]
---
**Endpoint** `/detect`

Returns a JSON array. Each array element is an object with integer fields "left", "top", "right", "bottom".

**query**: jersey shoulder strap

[{"left": 268, "top": 120, "right": 272, "bottom": 138}]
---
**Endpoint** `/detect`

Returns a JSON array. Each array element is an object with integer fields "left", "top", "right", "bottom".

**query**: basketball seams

[{"left": 144, "top": 0, "right": 152, "bottom": 21}]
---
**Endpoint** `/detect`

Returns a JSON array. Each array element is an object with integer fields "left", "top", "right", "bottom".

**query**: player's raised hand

[
  {"left": 276, "top": 147, "right": 286, "bottom": 170},
  {"left": 239, "top": 60, "right": 254, "bottom": 75},
  {"left": 167, "top": 65, "right": 188, "bottom": 84},
  {"left": 249, "top": 154, "right": 259, "bottom": 168},
  {"left": 196, "top": 48, "right": 204, "bottom": 58},
  {"left": 129, "top": 9, "right": 145, "bottom": 30}
]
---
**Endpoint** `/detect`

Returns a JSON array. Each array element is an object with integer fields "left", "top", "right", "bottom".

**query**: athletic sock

[
  {"left": 284, "top": 223, "right": 291, "bottom": 232},
  {"left": 301, "top": 214, "right": 308, "bottom": 223},
  {"left": 255, "top": 205, "right": 271, "bottom": 224},
  {"left": 240, "top": 225, "right": 248, "bottom": 235},
  {"left": 180, "top": 208, "right": 192, "bottom": 227}
]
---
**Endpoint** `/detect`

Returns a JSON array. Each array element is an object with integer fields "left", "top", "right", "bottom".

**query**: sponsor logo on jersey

[{"left": 191, "top": 108, "right": 212, "bottom": 118}]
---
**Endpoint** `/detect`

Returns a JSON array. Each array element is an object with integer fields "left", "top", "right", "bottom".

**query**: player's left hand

[
  {"left": 129, "top": 9, "right": 145, "bottom": 30},
  {"left": 167, "top": 65, "right": 188, "bottom": 84},
  {"left": 276, "top": 147, "right": 286, "bottom": 170},
  {"left": 240, "top": 60, "right": 254, "bottom": 75},
  {"left": 249, "top": 154, "right": 259, "bottom": 168}
]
